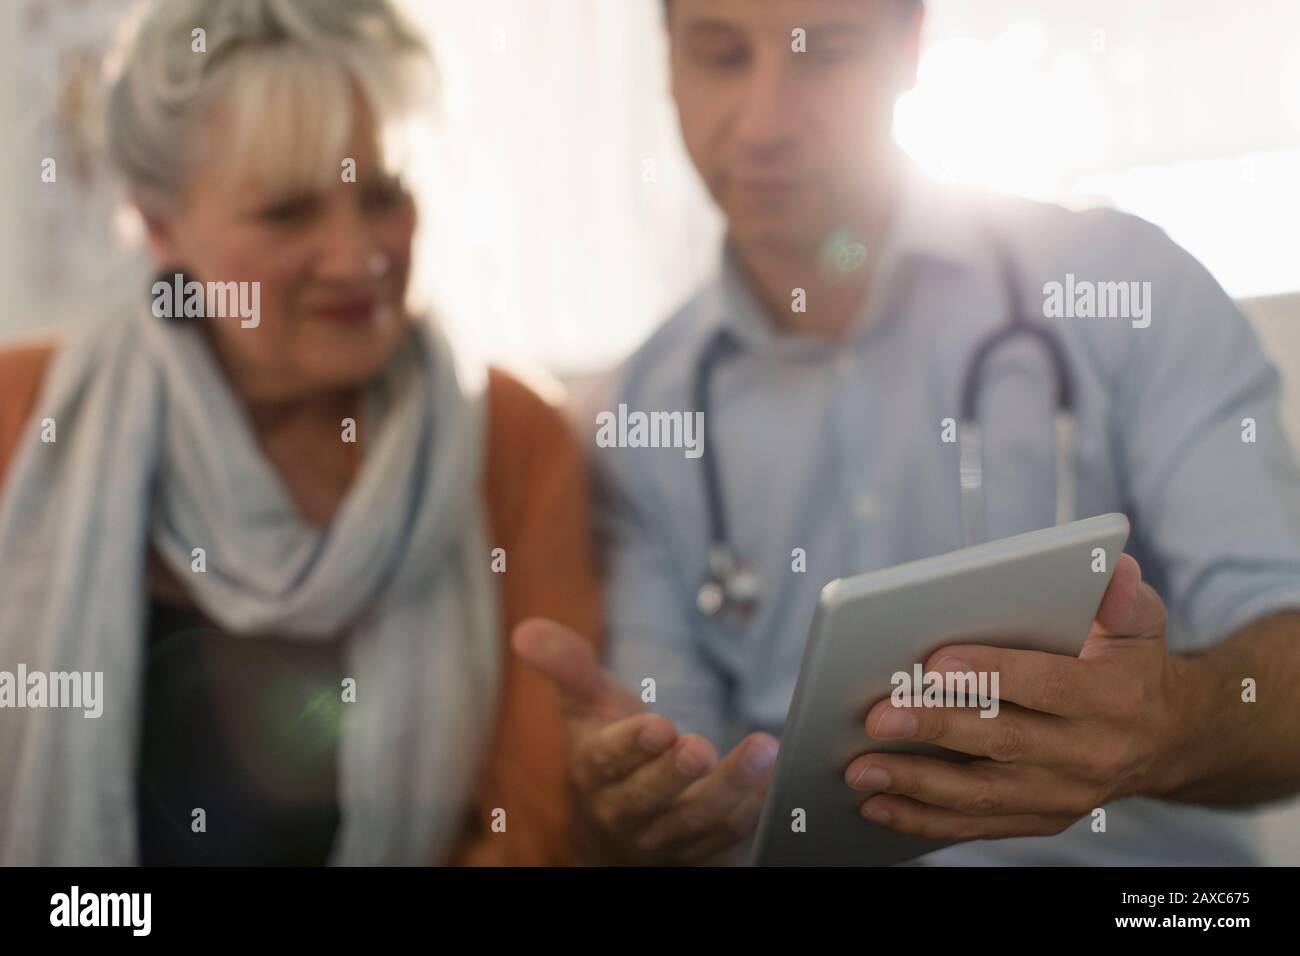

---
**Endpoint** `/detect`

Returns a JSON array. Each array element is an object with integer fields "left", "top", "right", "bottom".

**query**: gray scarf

[{"left": 0, "top": 308, "right": 500, "bottom": 865}]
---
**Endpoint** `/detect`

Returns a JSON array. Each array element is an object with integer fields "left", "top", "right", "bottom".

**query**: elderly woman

[{"left": 0, "top": 0, "right": 598, "bottom": 865}]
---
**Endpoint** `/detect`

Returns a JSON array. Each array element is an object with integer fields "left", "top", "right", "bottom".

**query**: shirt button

[{"left": 853, "top": 492, "right": 879, "bottom": 519}]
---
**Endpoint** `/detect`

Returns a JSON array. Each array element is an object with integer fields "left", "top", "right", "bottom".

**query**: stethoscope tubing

[{"left": 694, "top": 224, "right": 1078, "bottom": 618}]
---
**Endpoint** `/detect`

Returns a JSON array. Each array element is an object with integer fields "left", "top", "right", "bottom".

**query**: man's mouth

[{"left": 732, "top": 176, "right": 803, "bottom": 203}]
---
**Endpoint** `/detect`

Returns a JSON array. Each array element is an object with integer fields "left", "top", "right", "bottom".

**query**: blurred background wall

[{"left": 2, "top": 0, "right": 1297, "bottom": 860}]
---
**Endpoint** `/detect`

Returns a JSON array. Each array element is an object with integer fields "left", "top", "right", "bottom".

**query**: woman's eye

[{"left": 257, "top": 196, "right": 319, "bottom": 225}]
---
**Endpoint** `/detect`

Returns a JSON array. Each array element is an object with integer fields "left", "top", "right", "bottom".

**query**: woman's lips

[{"left": 313, "top": 299, "right": 378, "bottom": 324}]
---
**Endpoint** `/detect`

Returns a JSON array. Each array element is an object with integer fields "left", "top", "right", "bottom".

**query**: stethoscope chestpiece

[
  {"left": 696, "top": 578, "right": 727, "bottom": 617},
  {"left": 697, "top": 546, "right": 761, "bottom": 620}
]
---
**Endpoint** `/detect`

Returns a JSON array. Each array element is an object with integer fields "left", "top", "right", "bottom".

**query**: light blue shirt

[{"left": 586, "top": 172, "right": 1300, "bottom": 865}]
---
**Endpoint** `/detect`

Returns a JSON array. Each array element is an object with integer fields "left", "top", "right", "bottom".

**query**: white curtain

[{"left": 398, "top": 0, "right": 721, "bottom": 376}]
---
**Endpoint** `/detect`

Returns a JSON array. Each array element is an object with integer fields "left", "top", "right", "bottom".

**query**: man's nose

[{"left": 732, "top": 56, "right": 802, "bottom": 162}]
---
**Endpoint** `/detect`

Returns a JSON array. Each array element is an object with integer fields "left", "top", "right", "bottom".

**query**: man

[{"left": 515, "top": 0, "right": 1300, "bottom": 865}]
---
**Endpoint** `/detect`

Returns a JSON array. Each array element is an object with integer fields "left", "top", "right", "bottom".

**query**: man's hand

[
  {"left": 512, "top": 619, "right": 779, "bottom": 864},
  {"left": 844, "top": 554, "right": 1192, "bottom": 840}
]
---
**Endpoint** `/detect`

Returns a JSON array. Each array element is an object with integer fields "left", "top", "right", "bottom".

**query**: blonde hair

[{"left": 105, "top": 0, "right": 433, "bottom": 213}]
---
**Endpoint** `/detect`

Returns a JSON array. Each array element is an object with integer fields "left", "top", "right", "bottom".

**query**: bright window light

[
  {"left": 895, "top": 32, "right": 1068, "bottom": 198},
  {"left": 1076, "top": 149, "right": 1300, "bottom": 301},
  {"left": 895, "top": 14, "right": 1300, "bottom": 300}
]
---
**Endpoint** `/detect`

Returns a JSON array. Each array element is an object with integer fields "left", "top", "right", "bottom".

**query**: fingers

[
  {"left": 510, "top": 618, "right": 600, "bottom": 705},
  {"left": 589, "top": 733, "right": 720, "bottom": 832},
  {"left": 670, "top": 786, "right": 771, "bottom": 865},
  {"left": 716, "top": 784, "right": 770, "bottom": 850},
  {"left": 573, "top": 712, "right": 677, "bottom": 791},
  {"left": 633, "top": 733, "right": 778, "bottom": 855},
  {"left": 920, "top": 555, "right": 1167, "bottom": 717},
  {"left": 858, "top": 791, "right": 1078, "bottom": 842},
  {"left": 514, "top": 618, "right": 755, "bottom": 863},
  {"left": 511, "top": 617, "right": 639, "bottom": 721},
  {"left": 844, "top": 753, "right": 1092, "bottom": 818},
  {"left": 925, "top": 646, "right": 1101, "bottom": 719},
  {"left": 514, "top": 618, "right": 773, "bottom": 862},
  {"left": 864, "top": 699, "right": 1079, "bottom": 767}
]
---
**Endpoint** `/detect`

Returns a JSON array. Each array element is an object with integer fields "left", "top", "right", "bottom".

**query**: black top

[{"left": 136, "top": 599, "right": 346, "bottom": 865}]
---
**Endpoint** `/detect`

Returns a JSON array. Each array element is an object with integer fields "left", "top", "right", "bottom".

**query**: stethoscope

[{"left": 694, "top": 230, "right": 1077, "bottom": 619}]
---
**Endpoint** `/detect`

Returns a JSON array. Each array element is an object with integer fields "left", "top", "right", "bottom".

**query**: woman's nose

[{"left": 315, "top": 207, "right": 385, "bottom": 283}]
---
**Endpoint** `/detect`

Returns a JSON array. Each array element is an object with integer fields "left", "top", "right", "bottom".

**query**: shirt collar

[{"left": 884, "top": 162, "right": 990, "bottom": 275}]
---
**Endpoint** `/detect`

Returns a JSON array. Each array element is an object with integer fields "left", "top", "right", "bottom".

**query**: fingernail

[
  {"left": 873, "top": 709, "right": 919, "bottom": 739},
  {"left": 740, "top": 739, "right": 778, "bottom": 779},
  {"left": 849, "top": 764, "right": 890, "bottom": 792},
  {"left": 862, "top": 802, "right": 892, "bottom": 825},
  {"left": 934, "top": 657, "right": 973, "bottom": 675},
  {"left": 675, "top": 746, "right": 710, "bottom": 777},
  {"left": 638, "top": 723, "right": 673, "bottom": 753}
]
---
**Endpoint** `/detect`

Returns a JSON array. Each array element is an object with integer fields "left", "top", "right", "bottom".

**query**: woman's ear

[{"left": 136, "top": 199, "right": 181, "bottom": 267}]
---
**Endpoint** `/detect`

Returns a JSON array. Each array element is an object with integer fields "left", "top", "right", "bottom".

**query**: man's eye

[
  {"left": 690, "top": 42, "right": 750, "bottom": 70},
  {"left": 363, "top": 182, "right": 407, "bottom": 211},
  {"left": 710, "top": 48, "right": 749, "bottom": 68},
  {"left": 807, "top": 45, "right": 859, "bottom": 65}
]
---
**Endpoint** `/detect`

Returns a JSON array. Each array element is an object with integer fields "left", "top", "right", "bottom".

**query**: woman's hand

[{"left": 513, "top": 619, "right": 778, "bottom": 865}]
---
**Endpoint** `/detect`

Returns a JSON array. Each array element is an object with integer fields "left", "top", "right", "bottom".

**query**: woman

[{"left": 0, "top": 0, "right": 599, "bottom": 865}]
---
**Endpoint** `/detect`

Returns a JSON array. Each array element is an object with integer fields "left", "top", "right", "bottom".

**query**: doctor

[{"left": 515, "top": 0, "right": 1300, "bottom": 864}]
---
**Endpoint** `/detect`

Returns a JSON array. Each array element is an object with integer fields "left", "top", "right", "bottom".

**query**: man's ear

[{"left": 898, "top": 4, "right": 925, "bottom": 93}]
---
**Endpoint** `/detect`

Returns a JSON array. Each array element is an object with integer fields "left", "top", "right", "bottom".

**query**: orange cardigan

[{"left": 0, "top": 339, "right": 601, "bottom": 866}]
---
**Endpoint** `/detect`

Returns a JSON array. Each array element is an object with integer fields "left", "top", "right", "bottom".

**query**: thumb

[
  {"left": 511, "top": 618, "right": 640, "bottom": 721},
  {"left": 1083, "top": 554, "right": 1168, "bottom": 655}
]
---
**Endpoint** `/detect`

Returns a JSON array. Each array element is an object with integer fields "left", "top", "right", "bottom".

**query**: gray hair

[{"left": 105, "top": 0, "right": 433, "bottom": 213}]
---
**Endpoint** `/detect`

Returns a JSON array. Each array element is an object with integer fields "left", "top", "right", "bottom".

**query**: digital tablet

[{"left": 751, "top": 513, "right": 1131, "bottom": 867}]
